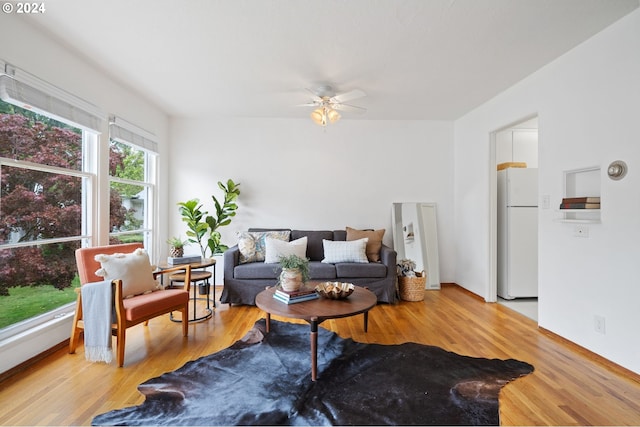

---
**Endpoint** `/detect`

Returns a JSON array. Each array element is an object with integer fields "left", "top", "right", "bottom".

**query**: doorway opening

[{"left": 489, "top": 116, "right": 539, "bottom": 321}]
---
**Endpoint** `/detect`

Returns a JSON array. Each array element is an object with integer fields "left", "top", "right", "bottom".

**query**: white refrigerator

[{"left": 497, "top": 168, "right": 538, "bottom": 299}]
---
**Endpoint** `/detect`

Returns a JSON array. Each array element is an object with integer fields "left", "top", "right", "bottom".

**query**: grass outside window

[{"left": 0, "top": 277, "right": 80, "bottom": 329}]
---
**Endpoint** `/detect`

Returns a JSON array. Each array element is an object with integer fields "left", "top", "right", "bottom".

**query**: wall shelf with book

[{"left": 559, "top": 167, "right": 601, "bottom": 223}]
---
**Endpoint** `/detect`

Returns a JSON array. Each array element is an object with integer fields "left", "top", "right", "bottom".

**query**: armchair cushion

[
  {"left": 122, "top": 288, "right": 188, "bottom": 321},
  {"left": 94, "top": 248, "right": 159, "bottom": 298}
]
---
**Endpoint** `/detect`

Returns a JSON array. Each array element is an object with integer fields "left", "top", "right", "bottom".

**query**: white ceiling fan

[{"left": 300, "top": 85, "right": 367, "bottom": 127}]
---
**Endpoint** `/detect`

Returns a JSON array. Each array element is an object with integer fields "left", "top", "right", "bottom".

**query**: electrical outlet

[
  {"left": 594, "top": 315, "right": 606, "bottom": 334},
  {"left": 574, "top": 225, "right": 589, "bottom": 238}
]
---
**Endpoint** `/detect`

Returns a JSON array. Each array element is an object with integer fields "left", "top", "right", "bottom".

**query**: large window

[
  {"left": 108, "top": 117, "right": 158, "bottom": 249},
  {"left": 0, "top": 99, "right": 91, "bottom": 332}
]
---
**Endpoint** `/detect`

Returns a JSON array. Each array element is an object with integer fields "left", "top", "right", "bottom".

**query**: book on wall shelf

[
  {"left": 559, "top": 202, "right": 601, "bottom": 209},
  {"left": 559, "top": 196, "right": 601, "bottom": 209},
  {"left": 562, "top": 196, "right": 600, "bottom": 204}
]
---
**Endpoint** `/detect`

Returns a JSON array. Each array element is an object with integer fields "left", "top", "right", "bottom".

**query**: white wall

[
  {"left": 168, "top": 117, "right": 456, "bottom": 283},
  {"left": 0, "top": 18, "right": 170, "bottom": 374},
  {"left": 454, "top": 9, "right": 640, "bottom": 373}
]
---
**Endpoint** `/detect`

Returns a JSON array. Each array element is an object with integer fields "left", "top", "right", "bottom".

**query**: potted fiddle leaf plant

[
  {"left": 205, "top": 179, "right": 241, "bottom": 255},
  {"left": 177, "top": 179, "right": 241, "bottom": 259},
  {"left": 177, "top": 199, "right": 209, "bottom": 259},
  {"left": 278, "top": 254, "right": 310, "bottom": 292}
]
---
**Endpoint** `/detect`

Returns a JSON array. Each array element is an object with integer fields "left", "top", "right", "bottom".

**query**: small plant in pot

[
  {"left": 278, "top": 254, "right": 310, "bottom": 292},
  {"left": 167, "top": 236, "right": 188, "bottom": 258}
]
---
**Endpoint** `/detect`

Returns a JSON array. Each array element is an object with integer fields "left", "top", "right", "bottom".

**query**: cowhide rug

[{"left": 93, "top": 319, "right": 533, "bottom": 426}]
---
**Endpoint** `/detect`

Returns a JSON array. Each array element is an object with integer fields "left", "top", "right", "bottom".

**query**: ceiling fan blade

[
  {"left": 305, "top": 88, "right": 323, "bottom": 103},
  {"left": 332, "top": 103, "right": 367, "bottom": 114},
  {"left": 331, "top": 89, "right": 366, "bottom": 104},
  {"left": 297, "top": 102, "right": 320, "bottom": 107}
]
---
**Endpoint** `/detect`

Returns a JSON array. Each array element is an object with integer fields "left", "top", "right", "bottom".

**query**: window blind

[
  {"left": 0, "top": 61, "right": 105, "bottom": 132},
  {"left": 109, "top": 116, "right": 159, "bottom": 153}
]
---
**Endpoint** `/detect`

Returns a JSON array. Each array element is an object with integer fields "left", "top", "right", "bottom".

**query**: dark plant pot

[{"left": 198, "top": 283, "right": 210, "bottom": 295}]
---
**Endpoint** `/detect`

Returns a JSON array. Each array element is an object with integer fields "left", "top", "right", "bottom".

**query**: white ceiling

[{"left": 27, "top": 0, "right": 639, "bottom": 120}]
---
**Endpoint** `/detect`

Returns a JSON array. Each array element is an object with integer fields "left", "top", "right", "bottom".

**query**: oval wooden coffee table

[{"left": 255, "top": 284, "right": 377, "bottom": 381}]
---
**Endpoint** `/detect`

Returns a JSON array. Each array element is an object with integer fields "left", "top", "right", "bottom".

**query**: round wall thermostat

[{"left": 607, "top": 160, "right": 627, "bottom": 180}]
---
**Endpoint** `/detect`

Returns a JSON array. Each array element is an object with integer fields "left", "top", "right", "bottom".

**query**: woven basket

[{"left": 398, "top": 271, "right": 426, "bottom": 302}]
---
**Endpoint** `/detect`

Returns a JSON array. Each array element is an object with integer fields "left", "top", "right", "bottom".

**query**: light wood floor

[{"left": 1, "top": 284, "right": 639, "bottom": 426}]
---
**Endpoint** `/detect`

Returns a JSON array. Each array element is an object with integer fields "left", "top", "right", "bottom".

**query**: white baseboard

[{"left": 0, "top": 313, "right": 73, "bottom": 375}]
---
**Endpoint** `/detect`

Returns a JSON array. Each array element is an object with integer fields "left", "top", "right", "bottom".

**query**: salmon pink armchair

[{"left": 70, "top": 243, "right": 191, "bottom": 367}]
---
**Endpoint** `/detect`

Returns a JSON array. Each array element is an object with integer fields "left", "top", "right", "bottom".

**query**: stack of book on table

[
  {"left": 559, "top": 196, "right": 600, "bottom": 209},
  {"left": 167, "top": 255, "right": 201, "bottom": 265},
  {"left": 273, "top": 286, "right": 319, "bottom": 304}
]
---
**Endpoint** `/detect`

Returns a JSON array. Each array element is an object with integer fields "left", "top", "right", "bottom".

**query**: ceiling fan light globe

[
  {"left": 327, "top": 108, "right": 341, "bottom": 123},
  {"left": 310, "top": 108, "right": 326, "bottom": 126}
]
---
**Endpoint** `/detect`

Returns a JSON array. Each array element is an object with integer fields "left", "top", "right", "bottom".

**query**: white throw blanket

[{"left": 81, "top": 280, "right": 114, "bottom": 363}]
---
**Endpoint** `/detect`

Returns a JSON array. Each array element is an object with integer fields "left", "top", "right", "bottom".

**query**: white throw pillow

[
  {"left": 94, "top": 248, "right": 160, "bottom": 298},
  {"left": 321, "top": 238, "right": 369, "bottom": 264},
  {"left": 264, "top": 236, "right": 308, "bottom": 264}
]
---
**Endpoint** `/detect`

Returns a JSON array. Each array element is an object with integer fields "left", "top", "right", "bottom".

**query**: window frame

[
  {"left": 108, "top": 117, "right": 159, "bottom": 254},
  {"left": 0, "top": 129, "right": 97, "bottom": 341}
]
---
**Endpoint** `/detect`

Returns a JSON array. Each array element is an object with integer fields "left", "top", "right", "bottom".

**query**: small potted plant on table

[
  {"left": 167, "top": 236, "right": 187, "bottom": 258},
  {"left": 278, "top": 254, "right": 310, "bottom": 292}
]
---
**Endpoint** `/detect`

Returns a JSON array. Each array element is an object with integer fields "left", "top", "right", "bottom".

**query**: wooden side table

[{"left": 158, "top": 258, "right": 216, "bottom": 322}]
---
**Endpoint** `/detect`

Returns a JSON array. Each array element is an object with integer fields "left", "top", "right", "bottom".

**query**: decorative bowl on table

[{"left": 315, "top": 282, "right": 355, "bottom": 300}]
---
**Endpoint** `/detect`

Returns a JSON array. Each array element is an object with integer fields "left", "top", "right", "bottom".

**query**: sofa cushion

[
  {"left": 291, "top": 230, "right": 333, "bottom": 261},
  {"left": 346, "top": 227, "right": 386, "bottom": 262},
  {"left": 264, "top": 236, "right": 308, "bottom": 264},
  {"left": 321, "top": 238, "right": 369, "bottom": 264},
  {"left": 237, "top": 230, "right": 291, "bottom": 264},
  {"left": 234, "top": 263, "right": 281, "bottom": 280},
  {"left": 234, "top": 260, "right": 339, "bottom": 280},
  {"left": 308, "top": 262, "right": 337, "bottom": 280},
  {"left": 336, "top": 262, "right": 387, "bottom": 278},
  {"left": 333, "top": 230, "right": 347, "bottom": 241}
]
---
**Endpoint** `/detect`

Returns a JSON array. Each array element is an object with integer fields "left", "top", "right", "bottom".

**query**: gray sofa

[{"left": 221, "top": 228, "right": 398, "bottom": 305}]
